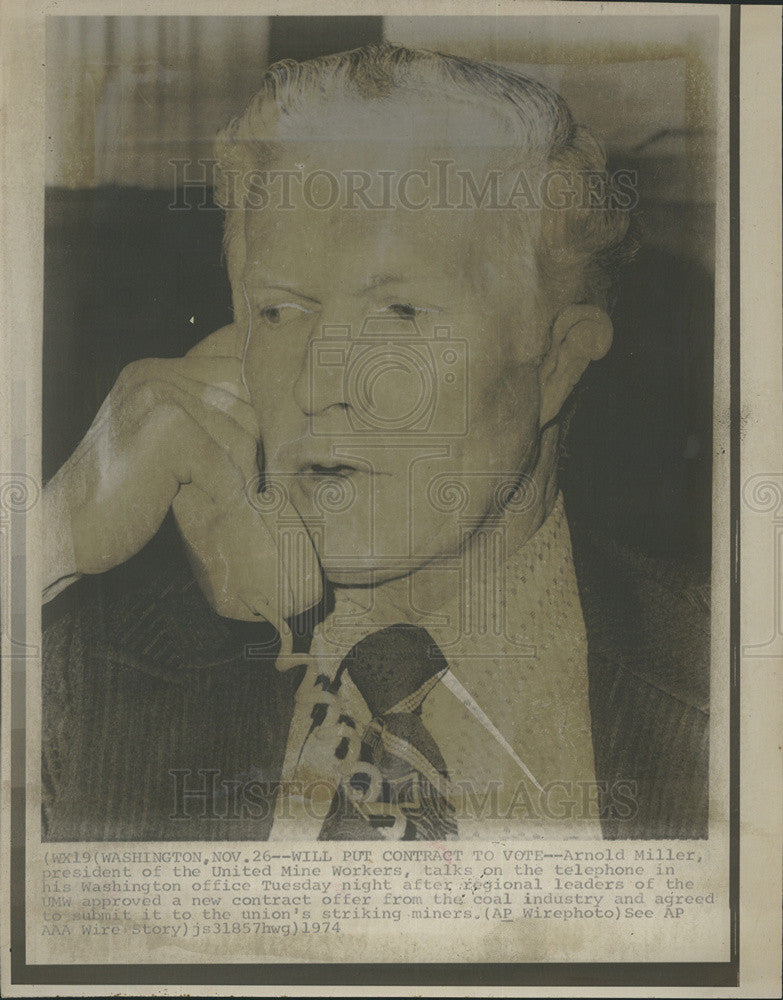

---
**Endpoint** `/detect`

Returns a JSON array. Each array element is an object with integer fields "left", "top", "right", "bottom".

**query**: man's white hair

[{"left": 214, "top": 41, "right": 633, "bottom": 318}]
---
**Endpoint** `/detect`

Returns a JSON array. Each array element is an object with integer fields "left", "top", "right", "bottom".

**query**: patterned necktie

[{"left": 294, "top": 624, "right": 459, "bottom": 840}]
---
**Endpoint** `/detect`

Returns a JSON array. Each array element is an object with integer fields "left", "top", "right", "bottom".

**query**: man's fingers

[
  {"left": 105, "top": 348, "right": 326, "bottom": 631},
  {"left": 152, "top": 400, "right": 247, "bottom": 509},
  {"left": 135, "top": 370, "right": 259, "bottom": 440},
  {"left": 120, "top": 355, "right": 250, "bottom": 401},
  {"left": 125, "top": 380, "right": 259, "bottom": 485}
]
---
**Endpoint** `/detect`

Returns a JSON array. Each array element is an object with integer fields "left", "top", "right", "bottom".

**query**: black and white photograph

[
  {"left": 1, "top": 1, "right": 781, "bottom": 992},
  {"left": 40, "top": 12, "right": 718, "bottom": 845}
]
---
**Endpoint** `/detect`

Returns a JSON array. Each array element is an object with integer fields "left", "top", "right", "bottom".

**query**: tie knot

[{"left": 339, "top": 623, "right": 448, "bottom": 717}]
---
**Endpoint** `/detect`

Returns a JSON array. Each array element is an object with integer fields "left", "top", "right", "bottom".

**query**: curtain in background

[
  {"left": 45, "top": 16, "right": 385, "bottom": 191},
  {"left": 46, "top": 17, "right": 271, "bottom": 190}
]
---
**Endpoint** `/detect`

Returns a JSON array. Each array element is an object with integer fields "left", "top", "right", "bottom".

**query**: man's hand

[{"left": 43, "top": 326, "right": 322, "bottom": 637}]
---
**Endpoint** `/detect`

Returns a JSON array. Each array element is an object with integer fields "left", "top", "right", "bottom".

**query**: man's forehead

[
  {"left": 241, "top": 136, "right": 538, "bottom": 237},
  {"left": 247, "top": 134, "right": 519, "bottom": 186},
  {"left": 238, "top": 110, "right": 542, "bottom": 296},
  {"left": 243, "top": 203, "right": 466, "bottom": 282},
  {"left": 241, "top": 191, "right": 537, "bottom": 313},
  {"left": 241, "top": 177, "right": 520, "bottom": 275}
]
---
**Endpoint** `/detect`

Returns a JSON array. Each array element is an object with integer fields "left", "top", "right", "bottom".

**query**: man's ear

[
  {"left": 186, "top": 323, "right": 245, "bottom": 359},
  {"left": 538, "top": 305, "right": 613, "bottom": 427}
]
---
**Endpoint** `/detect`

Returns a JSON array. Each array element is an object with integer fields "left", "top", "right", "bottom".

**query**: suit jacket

[
  {"left": 570, "top": 520, "right": 709, "bottom": 840},
  {"left": 41, "top": 514, "right": 709, "bottom": 842}
]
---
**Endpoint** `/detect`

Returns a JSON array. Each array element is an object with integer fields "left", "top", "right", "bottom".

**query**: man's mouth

[{"left": 306, "top": 462, "right": 359, "bottom": 478}]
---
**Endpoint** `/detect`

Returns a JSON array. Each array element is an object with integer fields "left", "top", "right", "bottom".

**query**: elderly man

[{"left": 42, "top": 43, "right": 708, "bottom": 841}]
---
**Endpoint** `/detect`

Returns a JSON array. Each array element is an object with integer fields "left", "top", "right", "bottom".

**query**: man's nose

[{"left": 292, "top": 316, "right": 351, "bottom": 418}]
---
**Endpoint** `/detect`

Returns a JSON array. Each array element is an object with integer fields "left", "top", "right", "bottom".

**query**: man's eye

[
  {"left": 257, "top": 302, "right": 314, "bottom": 327},
  {"left": 384, "top": 303, "right": 417, "bottom": 319},
  {"left": 380, "top": 303, "right": 440, "bottom": 319}
]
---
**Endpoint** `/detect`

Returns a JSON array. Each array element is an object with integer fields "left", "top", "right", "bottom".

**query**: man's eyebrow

[
  {"left": 243, "top": 275, "right": 321, "bottom": 305},
  {"left": 358, "top": 273, "right": 411, "bottom": 294}
]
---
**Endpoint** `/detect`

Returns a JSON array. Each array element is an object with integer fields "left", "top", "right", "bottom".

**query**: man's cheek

[{"left": 466, "top": 367, "right": 540, "bottom": 460}]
